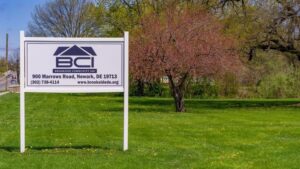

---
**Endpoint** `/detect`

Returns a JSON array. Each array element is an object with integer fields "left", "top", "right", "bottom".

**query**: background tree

[
  {"left": 97, "top": 0, "right": 217, "bottom": 96},
  {"left": 8, "top": 50, "right": 20, "bottom": 84},
  {"left": 219, "top": 0, "right": 300, "bottom": 62},
  {"left": 131, "top": 6, "right": 241, "bottom": 112},
  {"left": 250, "top": 0, "right": 300, "bottom": 62},
  {"left": 97, "top": 0, "right": 174, "bottom": 96},
  {"left": 97, "top": 0, "right": 181, "bottom": 36},
  {"left": 28, "top": 0, "right": 101, "bottom": 37},
  {"left": 0, "top": 58, "right": 6, "bottom": 74}
]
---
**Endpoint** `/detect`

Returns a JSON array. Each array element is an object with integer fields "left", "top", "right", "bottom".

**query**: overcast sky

[{"left": 0, "top": 0, "right": 47, "bottom": 57}]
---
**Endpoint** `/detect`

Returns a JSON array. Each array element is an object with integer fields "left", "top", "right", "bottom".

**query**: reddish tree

[{"left": 131, "top": 7, "right": 241, "bottom": 112}]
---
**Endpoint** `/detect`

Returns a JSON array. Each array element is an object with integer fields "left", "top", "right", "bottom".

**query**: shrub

[
  {"left": 185, "top": 78, "right": 219, "bottom": 99},
  {"left": 218, "top": 73, "right": 240, "bottom": 98},
  {"left": 130, "top": 79, "right": 167, "bottom": 97},
  {"left": 258, "top": 67, "right": 300, "bottom": 98}
]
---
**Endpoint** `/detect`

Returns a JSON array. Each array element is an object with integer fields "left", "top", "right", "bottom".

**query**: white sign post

[{"left": 19, "top": 31, "right": 129, "bottom": 153}]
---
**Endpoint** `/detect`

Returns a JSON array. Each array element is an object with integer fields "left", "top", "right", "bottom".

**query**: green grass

[{"left": 0, "top": 93, "right": 300, "bottom": 169}]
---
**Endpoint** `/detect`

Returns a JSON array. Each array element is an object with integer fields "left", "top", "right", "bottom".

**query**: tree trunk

[
  {"left": 136, "top": 79, "right": 144, "bottom": 96},
  {"left": 166, "top": 72, "right": 189, "bottom": 112},
  {"left": 17, "top": 59, "right": 20, "bottom": 84},
  {"left": 172, "top": 87, "right": 185, "bottom": 112}
]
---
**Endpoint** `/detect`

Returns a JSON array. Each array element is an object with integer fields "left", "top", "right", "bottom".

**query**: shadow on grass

[
  {"left": 0, "top": 145, "right": 120, "bottom": 152},
  {"left": 186, "top": 100, "right": 300, "bottom": 109},
  {"left": 96, "top": 98, "right": 300, "bottom": 113},
  {"left": 24, "top": 93, "right": 300, "bottom": 113},
  {"left": 67, "top": 93, "right": 123, "bottom": 97},
  {"left": 131, "top": 98, "right": 300, "bottom": 108}
]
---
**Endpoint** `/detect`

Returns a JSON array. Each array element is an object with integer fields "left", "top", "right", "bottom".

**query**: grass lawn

[{"left": 0, "top": 93, "right": 300, "bottom": 169}]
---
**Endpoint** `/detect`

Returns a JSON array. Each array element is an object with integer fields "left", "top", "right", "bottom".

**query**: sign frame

[{"left": 19, "top": 31, "right": 129, "bottom": 153}]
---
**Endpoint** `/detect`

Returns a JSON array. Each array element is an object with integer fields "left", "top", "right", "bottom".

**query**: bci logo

[{"left": 53, "top": 45, "right": 97, "bottom": 73}]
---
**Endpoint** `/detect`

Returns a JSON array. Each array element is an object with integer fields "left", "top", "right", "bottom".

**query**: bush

[
  {"left": 130, "top": 79, "right": 145, "bottom": 96},
  {"left": 130, "top": 79, "right": 168, "bottom": 97},
  {"left": 185, "top": 78, "right": 219, "bottom": 98},
  {"left": 258, "top": 67, "right": 300, "bottom": 98},
  {"left": 145, "top": 81, "right": 165, "bottom": 97},
  {"left": 218, "top": 73, "right": 240, "bottom": 98}
]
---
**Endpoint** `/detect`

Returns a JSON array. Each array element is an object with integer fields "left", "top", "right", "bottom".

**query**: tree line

[{"left": 27, "top": 0, "right": 300, "bottom": 112}]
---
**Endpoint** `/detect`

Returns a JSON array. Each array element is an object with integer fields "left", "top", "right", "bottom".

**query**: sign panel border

[{"left": 24, "top": 40, "right": 125, "bottom": 91}]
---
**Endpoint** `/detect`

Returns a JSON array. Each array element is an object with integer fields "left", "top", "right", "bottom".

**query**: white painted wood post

[
  {"left": 123, "top": 32, "right": 129, "bottom": 151},
  {"left": 20, "top": 31, "right": 25, "bottom": 153}
]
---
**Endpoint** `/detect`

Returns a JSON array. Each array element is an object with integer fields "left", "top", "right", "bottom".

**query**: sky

[{"left": 0, "top": 0, "right": 47, "bottom": 57}]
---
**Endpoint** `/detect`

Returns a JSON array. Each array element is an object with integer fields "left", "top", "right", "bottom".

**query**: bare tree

[
  {"left": 28, "top": 0, "right": 100, "bottom": 37},
  {"left": 218, "top": 0, "right": 300, "bottom": 62},
  {"left": 249, "top": 0, "right": 300, "bottom": 62},
  {"left": 9, "top": 50, "right": 20, "bottom": 84}
]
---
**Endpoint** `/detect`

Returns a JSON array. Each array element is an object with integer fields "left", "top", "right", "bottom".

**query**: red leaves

[{"left": 130, "top": 7, "right": 242, "bottom": 82}]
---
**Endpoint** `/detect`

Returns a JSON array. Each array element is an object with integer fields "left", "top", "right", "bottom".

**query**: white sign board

[
  {"left": 26, "top": 42, "right": 124, "bottom": 90},
  {"left": 19, "top": 31, "right": 129, "bottom": 153}
]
